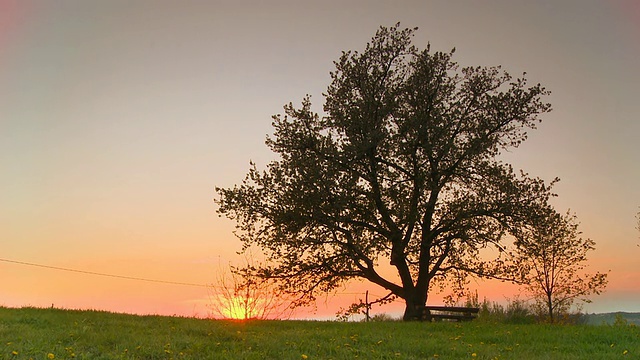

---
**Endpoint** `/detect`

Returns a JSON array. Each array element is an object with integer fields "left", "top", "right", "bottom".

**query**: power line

[
  {"left": 0, "top": 258, "right": 209, "bottom": 288},
  {"left": 0, "top": 258, "right": 400, "bottom": 299}
]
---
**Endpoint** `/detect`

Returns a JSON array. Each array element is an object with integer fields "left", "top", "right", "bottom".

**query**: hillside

[{"left": 1, "top": 306, "right": 639, "bottom": 359}]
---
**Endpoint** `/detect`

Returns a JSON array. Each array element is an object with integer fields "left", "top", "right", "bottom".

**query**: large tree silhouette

[{"left": 216, "top": 24, "right": 555, "bottom": 320}]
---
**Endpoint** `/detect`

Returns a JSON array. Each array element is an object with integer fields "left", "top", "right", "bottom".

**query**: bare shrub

[{"left": 208, "top": 255, "right": 296, "bottom": 320}]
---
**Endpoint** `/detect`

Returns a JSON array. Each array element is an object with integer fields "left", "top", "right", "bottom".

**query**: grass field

[{"left": 1, "top": 307, "right": 638, "bottom": 359}]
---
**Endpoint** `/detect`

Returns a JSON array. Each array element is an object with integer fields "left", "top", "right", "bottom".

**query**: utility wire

[
  {"left": 0, "top": 258, "right": 209, "bottom": 288},
  {"left": 0, "top": 258, "right": 397, "bottom": 298}
]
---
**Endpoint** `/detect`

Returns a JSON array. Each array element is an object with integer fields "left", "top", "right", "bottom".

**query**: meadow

[{"left": 1, "top": 306, "right": 638, "bottom": 359}]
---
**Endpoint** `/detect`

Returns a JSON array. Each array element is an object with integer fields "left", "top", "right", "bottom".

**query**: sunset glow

[
  {"left": 218, "top": 296, "right": 260, "bottom": 320},
  {"left": 1, "top": 1, "right": 639, "bottom": 318}
]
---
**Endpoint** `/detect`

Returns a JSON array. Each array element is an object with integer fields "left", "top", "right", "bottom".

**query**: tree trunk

[
  {"left": 546, "top": 292, "right": 554, "bottom": 323},
  {"left": 402, "top": 289, "right": 427, "bottom": 321}
]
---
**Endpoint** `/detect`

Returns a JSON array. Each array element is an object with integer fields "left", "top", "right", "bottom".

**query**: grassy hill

[
  {"left": 581, "top": 312, "right": 640, "bottom": 326},
  {"left": 1, "top": 306, "right": 639, "bottom": 359}
]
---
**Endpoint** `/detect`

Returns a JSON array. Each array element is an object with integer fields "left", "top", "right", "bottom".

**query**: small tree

[
  {"left": 511, "top": 210, "right": 608, "bottom": 323},
  {"left": 209, "top": 256, "right": 296, "bottom": 320}
]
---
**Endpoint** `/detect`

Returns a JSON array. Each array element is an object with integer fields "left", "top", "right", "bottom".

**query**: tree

[
  {"left": 511, "top": 210, "right": 608, "bottom": 323},
  {"left": 209, "top": 256, "right": 296, "bottom": 320},
  {"left": 215, "top": 24, "right": 555, "bottom": 320}
]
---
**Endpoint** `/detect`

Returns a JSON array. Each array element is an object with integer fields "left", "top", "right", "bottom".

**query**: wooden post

[{"left": 365, "top": 290, "right": 370, "bottom": 322}]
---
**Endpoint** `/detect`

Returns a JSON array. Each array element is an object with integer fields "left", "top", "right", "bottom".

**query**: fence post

[{"left": 365, "top": 290, "right": 370, "bottom": 322}]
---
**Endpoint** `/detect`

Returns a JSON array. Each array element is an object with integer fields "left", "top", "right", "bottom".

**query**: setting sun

[{"left": 218, "top": 296, "right": 261, "bottom": 320}]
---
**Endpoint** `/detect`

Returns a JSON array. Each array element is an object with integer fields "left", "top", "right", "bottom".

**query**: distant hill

[{"left": 582, "top": 312, "right": 640, "bottom": 326}]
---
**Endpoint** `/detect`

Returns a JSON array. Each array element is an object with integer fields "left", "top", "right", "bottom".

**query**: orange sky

[{"left": 1, "top": 0, "right": 639, "bottom": 319}]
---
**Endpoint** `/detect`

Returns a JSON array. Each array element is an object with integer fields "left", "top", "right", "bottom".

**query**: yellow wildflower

[
  {"left": 47, "top": 354, "right": 55, "bottom": 359},
  {"left": 301, "top": 355, "right": 308, "bottom": 359},
  {"left": 11, "top": 351, "right": 18, "bottom": 355}
]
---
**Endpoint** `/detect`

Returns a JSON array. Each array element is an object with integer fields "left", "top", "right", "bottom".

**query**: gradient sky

[{"left": 1, "top": 0, "right": 639, "bottom": 318}]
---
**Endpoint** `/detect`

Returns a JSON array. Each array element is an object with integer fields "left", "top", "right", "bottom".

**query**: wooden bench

[{"left": 419, "top": 306, "right": 480, "bottom": 322}]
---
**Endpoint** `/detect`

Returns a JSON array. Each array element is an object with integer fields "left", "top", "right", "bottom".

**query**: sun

[{"left": 220, "top": 296, "right": 258, "bottom": 320}]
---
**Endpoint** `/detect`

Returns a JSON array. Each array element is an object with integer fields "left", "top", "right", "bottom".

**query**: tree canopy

[{"left": 216, "top": 24, "right": 555, "bottom": 320}]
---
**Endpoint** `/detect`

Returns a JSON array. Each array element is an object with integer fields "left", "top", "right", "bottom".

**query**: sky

[{"left": 1, "top": 0, "right": 639, "bottom": 319}]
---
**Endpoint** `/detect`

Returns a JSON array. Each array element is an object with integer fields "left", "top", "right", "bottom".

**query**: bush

[
  {"left": 477, "top": 297, "right": 536, "bottom": 324},
  {"left": 370, "top": 313, "right": 398, "bottom": 322}
]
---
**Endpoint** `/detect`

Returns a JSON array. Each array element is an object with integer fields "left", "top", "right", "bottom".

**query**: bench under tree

[{"left": 417, "top": 306, "right": 480, "bottom": 322}]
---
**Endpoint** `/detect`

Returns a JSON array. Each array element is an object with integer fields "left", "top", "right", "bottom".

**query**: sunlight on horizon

[{"left": 217, "top": 296, "right": 264, "bottom": 320}]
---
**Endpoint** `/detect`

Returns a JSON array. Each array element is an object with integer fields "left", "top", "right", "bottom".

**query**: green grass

[{"left": 1, "top": 307, "right": 639, "bottom": 359}]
